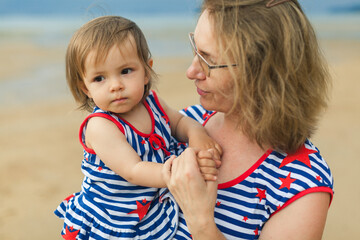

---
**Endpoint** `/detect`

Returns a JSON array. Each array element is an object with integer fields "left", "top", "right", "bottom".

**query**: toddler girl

[{"left": 54, "top": 15, "right": 221, "bottom": 240}]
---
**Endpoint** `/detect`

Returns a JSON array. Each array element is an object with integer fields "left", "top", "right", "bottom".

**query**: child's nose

[{"left": 110, "top": 77, "right": 124, "bottom": 91}]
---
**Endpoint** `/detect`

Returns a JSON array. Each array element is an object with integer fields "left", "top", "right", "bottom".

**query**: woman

[{"left": 163, "top": 0, "right": 333, "bottom": 239}]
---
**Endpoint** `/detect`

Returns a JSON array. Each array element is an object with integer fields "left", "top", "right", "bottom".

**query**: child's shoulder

[{"left": 82, "top": 107, "right": 125, "bottom": 134}]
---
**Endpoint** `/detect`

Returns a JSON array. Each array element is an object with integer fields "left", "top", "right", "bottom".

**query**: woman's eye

[
  {"left": 94, "top": 76, "right": 105, "bottom": 82},
  {"left": 121, "top": 68, "right": 133, "bottom": 75}
]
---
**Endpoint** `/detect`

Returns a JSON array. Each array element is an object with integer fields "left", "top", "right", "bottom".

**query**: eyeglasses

[{"left": 188, "top": 32, "right": 237, "bottom": 77}]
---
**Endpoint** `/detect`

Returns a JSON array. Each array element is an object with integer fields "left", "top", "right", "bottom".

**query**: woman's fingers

[
  {"left": 162, "top": 155, "right": 176, "bottom": 185},
  {"left": 165, "top": 148, "right": 201, "bottom": 186}
]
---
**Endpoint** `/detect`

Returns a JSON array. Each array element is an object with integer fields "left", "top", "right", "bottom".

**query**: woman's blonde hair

[
  {"left": 202, "top": 0, "right": 331, "bottom": 153},
  {"left": 66, "top": 15, "right": 157, "bottom": 112}
]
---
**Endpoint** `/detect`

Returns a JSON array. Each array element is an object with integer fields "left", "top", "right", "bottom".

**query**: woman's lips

[{"left": 196, "top": 87, "right": 208, "bottom": 96}]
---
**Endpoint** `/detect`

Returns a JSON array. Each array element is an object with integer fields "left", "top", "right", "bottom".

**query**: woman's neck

[{"left": 205, "top": 112, "right": 268, "bottom": 184}]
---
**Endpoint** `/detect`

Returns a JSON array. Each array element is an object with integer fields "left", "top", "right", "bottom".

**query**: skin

[
  {"left": 82, "top": 39, "right": 151, "bottom": 127},
  {"left": 163, "top": 9, "right": 331, "bottom": 240}
]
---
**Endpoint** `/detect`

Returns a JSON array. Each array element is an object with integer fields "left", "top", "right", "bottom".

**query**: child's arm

[
  {"left": 158, "top": 98, "right": 222, "bottom": 161},
  {"left": 85, "top": 116, "right": 166, "bottom": 188}
]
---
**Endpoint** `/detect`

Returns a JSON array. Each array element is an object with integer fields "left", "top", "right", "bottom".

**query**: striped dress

[
  {"left": 172, "top": 105, "right": 334, "bottom": 240},
  {"left": 54, "top": 91, "right": 178, "bottom": 240}
]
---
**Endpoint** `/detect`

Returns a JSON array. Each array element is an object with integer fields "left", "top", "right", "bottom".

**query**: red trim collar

[{"left": 202, "top": 111, "right": 273, "bottom": 189}]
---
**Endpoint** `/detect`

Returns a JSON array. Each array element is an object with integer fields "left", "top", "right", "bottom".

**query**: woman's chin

[{"left": 199, "top": 98, "right": 215, "bottom": 111}]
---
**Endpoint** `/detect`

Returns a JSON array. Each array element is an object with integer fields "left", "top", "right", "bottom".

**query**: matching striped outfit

[
  {"left": 172, "top": 105, "right": 334, "bottom": 240},
  {"left": 55, "top": 99, "right": 334, "bottom": 239},
  {"left": 54, "top": 91, "right": 178, "bottom": 239}
]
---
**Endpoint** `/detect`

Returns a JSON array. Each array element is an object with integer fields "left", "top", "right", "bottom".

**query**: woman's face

[{"left": 186, "top": 9, "right": 235, "bottom": 113}]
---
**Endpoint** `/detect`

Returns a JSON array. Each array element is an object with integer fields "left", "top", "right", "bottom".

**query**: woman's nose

[{"left": 186, "top": 56, "right": 206, "bottom": 81}]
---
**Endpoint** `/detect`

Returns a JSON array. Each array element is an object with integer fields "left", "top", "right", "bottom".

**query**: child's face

[{"left": 82, "top": 36, "right": 150, "bottom": 116}]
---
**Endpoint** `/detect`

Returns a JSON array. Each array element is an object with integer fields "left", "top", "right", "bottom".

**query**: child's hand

[
  {"left": 188, "top": 131, "right": 222, "bottom": 166},
  {"left": 197, "top": 149, "right": 220, "bottom": 181}
]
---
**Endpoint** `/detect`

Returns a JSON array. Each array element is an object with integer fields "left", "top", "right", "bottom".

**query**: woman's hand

[{"left": 163, "top": 148, "right": 225, "bottom": 239}]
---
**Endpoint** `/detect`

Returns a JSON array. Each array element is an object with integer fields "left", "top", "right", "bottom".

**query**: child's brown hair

[{"left": 66, "top": 15, "right": 157, "bottom": 111}]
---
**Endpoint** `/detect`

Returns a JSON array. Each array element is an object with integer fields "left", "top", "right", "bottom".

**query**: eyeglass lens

[{"left": 190, "top": 34, "right": 210, "bottom": 77}]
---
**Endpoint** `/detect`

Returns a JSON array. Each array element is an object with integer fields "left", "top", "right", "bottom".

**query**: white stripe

[
  {"left": 186, "top": 106, "right": 206, "bottom": 123},
  {"left": 216, "top": 191, "right": 268, "bottom": 217},
  {"left": 214, "top": 216, "right": 257, "bottom": 236},
  {"left": 219, "top": 185, "right": 263, "bottom": 206},
  {"left": 88, "top": 184, "right": 156, "bottom": 200}
]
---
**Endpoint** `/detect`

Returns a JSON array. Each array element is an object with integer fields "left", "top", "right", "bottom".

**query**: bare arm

[
  {"left": 259, "top": 192, "right": 331, "bottom": 240},
  {"left": 158, "top": 97, "right": 222, "bottom": 157},
  {"left": 85, "top": 117, "right": 166, "bottom": 188}
]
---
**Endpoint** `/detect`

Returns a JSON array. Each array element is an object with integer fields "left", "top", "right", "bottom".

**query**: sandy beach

[{"left": 0, "top": 35, "right": 359, "bottom": 239}]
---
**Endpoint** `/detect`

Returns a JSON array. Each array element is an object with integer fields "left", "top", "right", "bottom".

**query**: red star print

[
  {"left": 98, "top": 166, "right": 103, "bottom": 171},
  {"left": 141, "top": 140, "right": 146, "bottom": 145},
  {"left": 216, "top": 201, "right": 221, "bottom": 207},
  {"left": 277, "top": 205, "right": 282, "bottom": 210},
  {"left": 279, "top": 145, "right": 317, "bottom": 169},
  {"left": 64, "top": 194, "right": 75, "bottom": 202},
  {"left": 128, "top": 200, "right": 151, "bottom": 221},
  {"left": 279, "top": 172, "right": 296, "bottom": 190},
  {"left": 62, "top": 226, "right": 79, "bottom": 240},
  {"left": 316, "top": 175, "right": 322, "bottom": 181},
  {"left": 243, "top": 216, "right": 248, "bottom": 222},
  {"left": 184, "top": 107, "right": 188, "bottom": 112},
  {"left": 254, "top": 227, "right": 259, "bottom": 236},
  {"left": 256, "top": 188, "right": 266, "bottom": 202}
]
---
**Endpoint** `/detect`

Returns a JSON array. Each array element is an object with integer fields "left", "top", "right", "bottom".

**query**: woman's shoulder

[
  {"left": 266, "top": 140, "right": 333, "bottom": 182},
  {"left": 259, "top": 139, "right": 334, "bottom": 215}
]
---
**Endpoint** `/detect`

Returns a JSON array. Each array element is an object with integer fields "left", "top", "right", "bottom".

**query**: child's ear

[
  {"left": 144, "top": 58, "right": 153, "bottom": 84},
  {"left": 80, "top": 81, "right": 91, "bottom": 98}
]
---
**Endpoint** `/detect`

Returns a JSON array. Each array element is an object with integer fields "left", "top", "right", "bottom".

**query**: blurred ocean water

[
  {"left": 0, "top": 0, "right": 359, "bottom": 106},
  {"left": 1, "top": 0, "right": 360, "bottom": 52},
  {"left": 0, "top": 0, "right": 359, "bottom": 53}
]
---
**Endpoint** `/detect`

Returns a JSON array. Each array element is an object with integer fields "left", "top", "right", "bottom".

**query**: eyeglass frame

[{"left": 188, "top": 32, "right": 237, "bottom": 77}]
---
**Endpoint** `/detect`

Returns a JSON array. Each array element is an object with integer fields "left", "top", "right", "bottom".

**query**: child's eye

[
  {"left": 121, "top": 68, "right": 133, "bottom": 75},
  {"left": 94, "top": 76, "right": 105, "bottom": 82}
]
